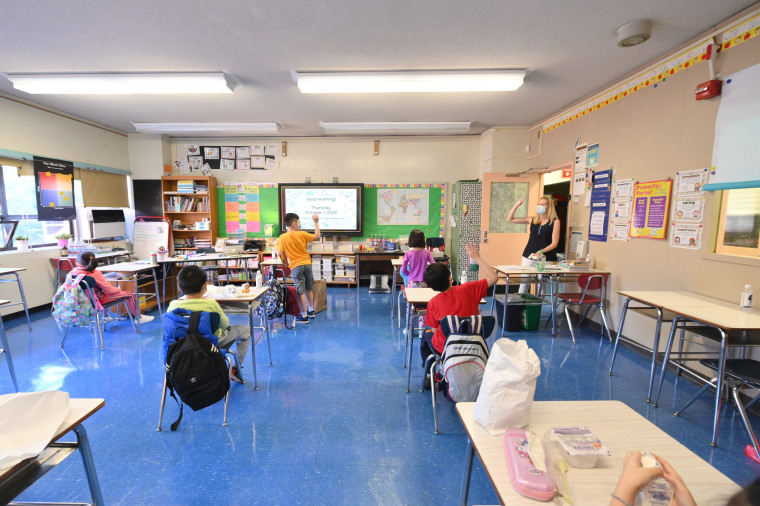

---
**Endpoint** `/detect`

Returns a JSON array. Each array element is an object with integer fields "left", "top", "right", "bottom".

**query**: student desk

[
  {"left": 0, "top": 300, "right": 17, "bottom": 391},
  {"left": 96, "top": 260, "right": 163, "bottom": 332},
  {"left": 198, "top": 286, "right": 272, "bottom": 391},
  {"left": 609, "top": 290, "right": 736, "bottom": 403},
  {"left": 0, "top": 267, "right": 32, "bottom": 331},
  {"left": 0, "top": 398, "right": 105, "bottom": 505},
  {"left": 390, "top": 258, "right": 403, "bottom": 323},
  {"left": 456, "top": 400, "right": 740, "bottom": 506},
  {"left": 650, "top": 299, "right": 760, "bottom": 448},
  {"left": 491, "top": 265, "right": 610, "bottom": 338},
  {"left": 158, "top": 252, "right": 261, "bottom": 302}
]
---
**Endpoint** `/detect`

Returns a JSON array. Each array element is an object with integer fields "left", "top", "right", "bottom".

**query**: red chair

[{"left": 555, "top": 273, "right": 611, "bottom": 344}]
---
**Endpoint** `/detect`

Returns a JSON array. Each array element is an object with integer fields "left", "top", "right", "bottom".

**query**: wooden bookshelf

[{"left": 161, "top": 175, "right": 218, "bottom": 252}]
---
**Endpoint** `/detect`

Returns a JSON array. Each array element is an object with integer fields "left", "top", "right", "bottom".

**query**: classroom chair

[
  {"left": 674, "top": 358, "right": 760, "bottom": 460},
  {"left": 59, "top": 275, "right": 138, "bottom": 350},
  {"left": 554, "top": 273, "right": 611, "bottom": 344},
  {"left": 157, "top": 310, "right": 240, "bottom": 430},
  {"left": 0, "top": 300, "right": 18, "bottom": 392},
  {"left": 421, "top": 315, "right": 495, "bottom": 434}
]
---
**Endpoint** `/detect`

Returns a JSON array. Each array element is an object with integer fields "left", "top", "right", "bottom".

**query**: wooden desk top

[
  {"left": 404, "top": 287, "right": 438, "bottom": 304},
  {"left": 618, "top": 290, "right": 735, "bottom": 309},
  {"left": 0, "top": 267, "right": 26, "bottom": 276},
  {"left": 456, "top": 401, "right": 739, "bottom": 505},
  {"left": 260, "top": 258, "right": 284, "bottom": 266},
  {"left": 198, "top": 285, "right": 269, "bottom": 303},
  {"left": 667, "top": 304, "right": 760, "bottom": 331},
  {"left": 496, "top": 265, "right": 608, "bottom": 276},
  {"left": 160, "top": 252, "right": 259, "bottom": 264}
]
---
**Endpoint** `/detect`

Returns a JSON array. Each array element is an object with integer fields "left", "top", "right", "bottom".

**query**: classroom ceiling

[{"left": 0, "top": 0, "right": 757, "bottom": 138}]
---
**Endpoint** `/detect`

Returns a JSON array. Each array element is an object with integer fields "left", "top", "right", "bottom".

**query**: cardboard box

[{"left": 312, "top": 279, "right": 327, "bottom": 313}]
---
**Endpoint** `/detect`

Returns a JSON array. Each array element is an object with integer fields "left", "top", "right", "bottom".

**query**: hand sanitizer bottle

[
  {"left": 460, "top": 270, "right": 468, "bottom": 286},
  {"left": 255, "top": 270, "right": 263, "bottom": 289},
  {"left": 635, "top": 452, "right": 673, "bottom": 506},
  {"left": 741, "top": 285, "right": 753, "bottom": 309}
]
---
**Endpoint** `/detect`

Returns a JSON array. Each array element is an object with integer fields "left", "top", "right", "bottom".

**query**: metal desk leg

[
  {"left": 0, "top": 317, "right": 18, "bottom": 392},
  {"left": 652, "top": 316, "right": 682, "bottom": 407},
  {"left": 406, "top": 304, "right": 415, "bottom": 392},
  {"left": 550, "top": 275, "right": 557, "bottom": 336},
  {"left": 646, "top": 308, "right": 664, "bottom": 403},
  {"left": 133, "top": 274, "right": 141, "bottom": 334},
  {"left": 460, "top": 438, "right": 475, "bottom": 506},
  {"left": 13, "top": 272, "right": 32, "bottom": 331},
  {"left": 248, "top": 303, "right": 259, "bottom": 390},
  {"left": 254, "top": 301, "right": 273, "bottom": 367},
  {"left": 390, "top": 265, "right": 397, "bottom": 321},
  {"left": 151, "top": 268, "right": 163, "bottom": 315},
  {"left": 72, "top": 423, "right": 104, "bottom": 506},
  {"left": 711, "top": 330, "right": 729, "bottom": 447},
  {"left": 500, "top": 275, "right": 509, "bottom": 337},
  {"left": 608, "top": 298, "right": 631, "bottom": 376}
]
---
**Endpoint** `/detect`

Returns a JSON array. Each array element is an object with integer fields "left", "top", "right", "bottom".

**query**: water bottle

[
  {"left": 741, "top": 284, "right": 753, "bottom": 309},
  {"left": 255, "top": 270, "right": 263, "bottom": 289},
  {"left": 635, "top": 452, "right": 673, "bottom": 506},
  {"left": 537, "top": 254, "right": 546, "bottom": 272},
  {"left": 460, "top": 270, "right": 468, "bottom": 286}
]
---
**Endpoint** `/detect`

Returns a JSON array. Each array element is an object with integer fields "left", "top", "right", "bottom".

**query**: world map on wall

[{"left": 377, "top": 188, "right": 429, "bottom": 225}]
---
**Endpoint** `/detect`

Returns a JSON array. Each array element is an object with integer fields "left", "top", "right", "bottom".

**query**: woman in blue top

[{"left": 507, "top": 195, "right": 560, "bottom": 294}]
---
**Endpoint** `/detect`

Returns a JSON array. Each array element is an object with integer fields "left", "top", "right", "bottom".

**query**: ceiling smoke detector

[{"left": 617, "top": 20, "right": 652, "bottom": 47}]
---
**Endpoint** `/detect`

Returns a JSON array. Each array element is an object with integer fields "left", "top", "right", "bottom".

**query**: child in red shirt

[{"left": 420, "top": 243, "right": 498, "bottom": 366}]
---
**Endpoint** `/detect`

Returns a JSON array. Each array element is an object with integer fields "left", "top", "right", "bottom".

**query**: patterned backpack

[
  {"left": 52, "top": 273, "right": 96, "bottom": 328},
  {"left": 259, "top": 275, "right": 291, "bottom": 329}
]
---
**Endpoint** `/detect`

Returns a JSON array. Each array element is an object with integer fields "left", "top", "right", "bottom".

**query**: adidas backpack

[
  {"left": 165, "top": 311, "right": 229, "bottom": 430},
  {"left": 52, "top": 273, "right": 96, "bottom": 328},
  {"left": 440, "top": 315, "right": 491, "bottom": 402}
]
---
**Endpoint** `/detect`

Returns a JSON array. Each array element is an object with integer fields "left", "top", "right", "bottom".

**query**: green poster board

[{"left": 216, "top": 183, "right": 446, "bottom": 241}]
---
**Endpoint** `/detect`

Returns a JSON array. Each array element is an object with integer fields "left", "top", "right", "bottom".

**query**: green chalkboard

[{"left": 216, "top": 183, "right": 446, "bottom": 241}]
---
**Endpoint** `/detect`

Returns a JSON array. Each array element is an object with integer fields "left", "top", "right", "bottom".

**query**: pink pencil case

[{"left": 504, "top": 428, "right": 556, "bottom": 501}]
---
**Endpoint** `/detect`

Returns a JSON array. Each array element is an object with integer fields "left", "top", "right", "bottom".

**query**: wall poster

[
  {"left": 588, "top": 169, "right": 611, "bottom": 242},
  {"left": 629, "top": 179, "right": 673, "bottom": 240},
  {"left": 33, "top": 156, "right": 75, "bottom": 221}
]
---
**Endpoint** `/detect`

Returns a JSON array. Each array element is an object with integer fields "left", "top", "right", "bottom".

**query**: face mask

[{"left": 536, "top": 205, "right": 546, "bottom": 215}]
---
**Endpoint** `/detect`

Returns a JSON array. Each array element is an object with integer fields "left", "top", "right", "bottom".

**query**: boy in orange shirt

[{"left": 275, "top": 212, "right": 320, "bottom": 323}]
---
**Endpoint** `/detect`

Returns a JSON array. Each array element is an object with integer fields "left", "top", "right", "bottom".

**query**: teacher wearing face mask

[{"left": 507, "top": 195, "right": 561, "bottom": 294}]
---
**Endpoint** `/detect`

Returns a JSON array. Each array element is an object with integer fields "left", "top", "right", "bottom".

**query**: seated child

[
  {"left": 69, "top": 251, "right": 151, "bottom": 323},
  {"left": 419, "top": 243, "right": 498, "bottom": 366},
  {"left": 165, "top": 265, "right": 251, "bottom": 383}
]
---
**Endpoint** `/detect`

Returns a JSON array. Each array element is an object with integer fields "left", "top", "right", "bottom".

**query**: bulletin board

[
  {"left": 216, "top": 183, "right": 279, "bottom": 238},
  {"left": 215, "top": 183, "right": 446, "bottom": 240}
]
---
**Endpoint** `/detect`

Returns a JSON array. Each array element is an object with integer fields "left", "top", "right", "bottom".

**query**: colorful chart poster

[
  {"left": 629, "top": 180, "right": 673, "bottom": 239},
  {"left": 586, "top": 143, "right": 599, "bottom": 167},
  {"left": 222, "top": 184, "right": 261, "bottom": 236},
  {"left": 33, "top": 156, "right": 75, "bottom": 220}
]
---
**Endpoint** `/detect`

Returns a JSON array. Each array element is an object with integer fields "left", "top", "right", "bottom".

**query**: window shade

[{"left": 79, "top": 170, "right": 129, "bottom": 207}]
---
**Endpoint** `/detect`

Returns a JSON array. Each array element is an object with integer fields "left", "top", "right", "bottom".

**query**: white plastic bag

[{"left": 473, "top": 338, "right": 541, "bottom": 435}]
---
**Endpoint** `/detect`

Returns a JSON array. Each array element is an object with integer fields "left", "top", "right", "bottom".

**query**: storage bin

[
  {"left": 521, "top": 294, "right": 543, "bottom": 330},
  {"left": 495, "top": 294, "right": 523, "bottom": 332}
]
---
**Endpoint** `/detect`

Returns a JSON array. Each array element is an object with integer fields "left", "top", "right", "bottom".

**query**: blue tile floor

[{"left": 2, "top": 287, "right": 759, "bottom": 504}]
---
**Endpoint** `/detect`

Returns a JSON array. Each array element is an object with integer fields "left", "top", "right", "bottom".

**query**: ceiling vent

[{"left": 617, "top": 20, "right": 652, "bottom": 47}]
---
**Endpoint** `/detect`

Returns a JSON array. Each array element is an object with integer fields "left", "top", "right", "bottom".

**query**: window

[
  {"left": 0, "top": 165, "right": 73, "bottom": 248},
  {"left": 715, "top": 188, "right": 760, "bottom": 258}
]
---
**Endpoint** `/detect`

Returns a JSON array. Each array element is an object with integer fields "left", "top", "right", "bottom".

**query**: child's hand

[
  {"left": 465, "top": 243, "right": 480, "bottom": 260},
  {"left": 312, "top": 213, "right": 319, "bottom": 222},
  {"left": 652, "top": 454, "right": 696, "bottom": 506}
]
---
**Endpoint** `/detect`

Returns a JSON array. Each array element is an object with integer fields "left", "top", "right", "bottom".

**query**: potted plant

[
  {"left": 55, "top": 232, "right": 73, "bottom": 248},
  {"left": 15, "top": 235, "right": 30, "bottom": 251}
]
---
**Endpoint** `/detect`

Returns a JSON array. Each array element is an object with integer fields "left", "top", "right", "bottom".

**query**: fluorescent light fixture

[
  {"left": 319, "top": 121, "right": 471, "bottom": 135},
  {"left": 3, "top": 72, "right": 236, "bottom": 94},
  {"left": 296, "top": 70, "right": 525, "bottom": 93},
  {"left": 132, "top": 123, "right": 280, "bottom": 135}
]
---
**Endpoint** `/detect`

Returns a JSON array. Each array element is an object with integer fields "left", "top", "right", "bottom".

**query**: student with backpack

[
  {"left": 165, "top": 265, "right": 251, "bottom": 383},
  {"left": 419, "top": 243, "right": 498, "bottom": 371},
  {"left": 274, "top": 212, "right": 320, "bottom": 324},
  {"left": 70, "top": 251, "right": 148, "bottom": 323}
]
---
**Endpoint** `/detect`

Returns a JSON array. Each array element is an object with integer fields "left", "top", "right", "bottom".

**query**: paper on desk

[{"left": 0, "top": 391, "right": 70, "bottom": 471}]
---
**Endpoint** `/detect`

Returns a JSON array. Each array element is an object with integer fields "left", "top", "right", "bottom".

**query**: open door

[{"left": 478, "top": 173, "right": 542, "bottom": 270}]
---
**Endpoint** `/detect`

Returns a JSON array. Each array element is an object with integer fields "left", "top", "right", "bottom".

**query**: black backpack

[{"left": 165, "top": 311, "right": 230, "bottom": 431}]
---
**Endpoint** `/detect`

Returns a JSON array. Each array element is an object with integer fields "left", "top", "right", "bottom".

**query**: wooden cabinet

[{"left": 161, "top": 175, "right": 218, "bottom": 253}]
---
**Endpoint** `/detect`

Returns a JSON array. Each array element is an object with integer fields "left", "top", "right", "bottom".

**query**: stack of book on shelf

[
  {"left": 177, "top": 180, "right": 195, "bottom": 193},
  {"left": 165, "top": 195, "right": 210, "bottom": 212},
  {"left": 312, "top": 255, "right": 322, "bottom": 280},
  {"left": 558, "top": 259, "right": 591, "bottom": 271},
  {"left": 195, "top": 239, "right": 212, "bottom": 249},
  {"left": 321, "top": 256, "right": 334, "bottom": 282},
  {"left": 194, "top": 184, "right": 209, "bottom": 193}
]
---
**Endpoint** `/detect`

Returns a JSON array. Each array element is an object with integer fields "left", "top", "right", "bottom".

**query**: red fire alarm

[{"left": 695, "top": 79, "right": 722, "bottom": 100}]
